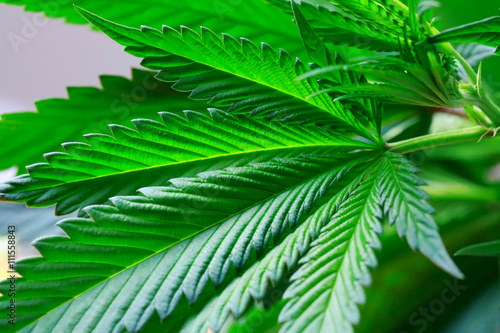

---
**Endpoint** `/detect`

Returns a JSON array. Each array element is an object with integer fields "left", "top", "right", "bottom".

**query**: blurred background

[{"left": 0, "top": 1, "right": 499, "bottom": 332}]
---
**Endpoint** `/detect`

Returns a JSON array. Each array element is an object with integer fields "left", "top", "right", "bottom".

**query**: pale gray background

[
  {"left": 0, "top": 4, "right": 140, "bottom": 114},
  {"left": 0, "top": 4, "right": 140, "bottom": 180}
]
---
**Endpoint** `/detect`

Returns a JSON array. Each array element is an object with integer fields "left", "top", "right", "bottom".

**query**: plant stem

[
  {"left": 475, "top": 97, "right": 500, "bottom": 125},
  {"left": 387, "top": 126, "right": 488, "bottom": 154}
]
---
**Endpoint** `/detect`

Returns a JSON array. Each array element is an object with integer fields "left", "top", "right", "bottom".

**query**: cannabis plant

[{"left": 1, "top": 0, "right": 499, "bottom": 332}]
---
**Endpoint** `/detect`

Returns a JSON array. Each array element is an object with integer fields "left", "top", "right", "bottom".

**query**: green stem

[
  {"left": 387, "top": 126, "right": 488, "bottom": 154},
  {"left": 475, "top": 97, "right": 500, "bottom": 125}
]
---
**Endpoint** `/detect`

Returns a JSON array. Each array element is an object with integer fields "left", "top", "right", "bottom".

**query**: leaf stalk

[{"left": 387, "top": 126, "right": 490, "bottom": 154}]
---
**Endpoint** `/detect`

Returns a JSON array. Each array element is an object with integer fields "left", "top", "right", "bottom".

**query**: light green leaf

[
  {"left": 74, "top": 6, "right": 375, "bottom": 138},
  {"left": 0, "top": 110, "right": 370, "bottom": 216},
  {"left": 426, "top": 16, "right": 500, "bottom": 47},
  {"left": 180, "top": 152, "right": 461, "bottom": 333},
  {"left": 276, "top": 152, "right": 462, "bottom": 333},
  {"left": 278, "top": 162, "right": 383, "bottom": 333}
]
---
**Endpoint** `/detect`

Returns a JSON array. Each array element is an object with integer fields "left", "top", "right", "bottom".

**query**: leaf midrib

[{"left": 23, "top": 142, "right": 372, "bottom": 192}]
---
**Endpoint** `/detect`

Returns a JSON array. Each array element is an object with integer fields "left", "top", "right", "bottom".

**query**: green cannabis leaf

[
  {"left": 426, "top": 16, "right": 500, "bottom": 48},
  {"left": 0, "top": 0, "right": 499, "bottom": 332},
  {"left": 1, "top": 110, "right": 366, "bottom": 216}
]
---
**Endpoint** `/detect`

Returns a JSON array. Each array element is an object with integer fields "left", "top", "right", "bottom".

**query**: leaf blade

[
  {"left": 426, "top": 16, "right": 500, "bottom": 47},
  {"left": 73, "top": 6, "right": 374, "bottom": 138},
  {"left": 0, "top": 153, "right": 375, "bottom": 332}
]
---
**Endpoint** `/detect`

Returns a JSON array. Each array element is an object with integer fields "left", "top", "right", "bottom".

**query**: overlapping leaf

[
  {"left": 269, "top": 0, "right": 404, "bottom": 51},
  {"left": 0, "top": 109, "right": 370, "bottom": 216},
  {"left": 323, "top": 0, "right": 408, "bottom": 33},
  {"left": 0, "top": 151, "right": 373, "bottom": 332},
  {"left": 298, "top": 55, "right": 458, "bottom": 108},
  {"left": 291, "top": 1, "right": 382, "bottom": 136},
  {"left": 178, "top": 153, "right": 461, "bottom": 333},
  {"left": 73, "top": 7, "right": 376, "bottom": 139}
]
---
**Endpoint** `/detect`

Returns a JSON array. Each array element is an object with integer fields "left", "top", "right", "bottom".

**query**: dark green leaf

[{"left": 455, "top": 240, "right": 500, "bottom": 257}]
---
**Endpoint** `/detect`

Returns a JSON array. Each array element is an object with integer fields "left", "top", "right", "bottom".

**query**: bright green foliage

[
  {"left": 0, "top": 69, "right": 194, "bottom": 171},
  {"left": 0, "top": 110, "right": 366, "bottom": 216},
  {"left": 299, "top": 58, "right": 458, "bottom": 108},
  {"left": 298, "top": 38, "right": 464, "bottom": 110},
  {"left": 74, "top": 7, "right": 377, "bottom": 140},
  {"left": 291, "top": 1, "right": 383, "bottom": 136},
  {"left": 325, "top": 0, "right": 408, "bottom": 33},
  {"left": 0, "top": 0, "right": 499, "bottom": 332},
  {"left": 289, "top": 1, "right": 485, "bottom": 113},
  {"left": 426, "top": 16, "right": 500, "bottom": 48}
]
